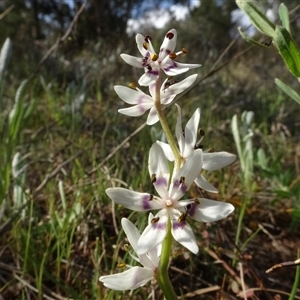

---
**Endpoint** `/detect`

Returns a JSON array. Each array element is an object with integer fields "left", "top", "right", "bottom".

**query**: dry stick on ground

[
  {"left": 0, "top": 4, "right": 14, "bottom": 20},
  {"left": 266, "top": 257, "right": 300, "bottom": 273},
  {"left": 33, "top": 151, "right": 81, "bottom": 196}
]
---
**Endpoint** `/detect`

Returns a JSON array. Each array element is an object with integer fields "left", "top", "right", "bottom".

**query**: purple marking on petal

[
  {"left": 154, "top": 177, "right": 168, "bottom": 187},
  {"left": 147, "top": 69, "right": 159, "bottom": 76},
  {"left": 160, "top": 48, "right": 172, "bottom": 55},
  {"left": 152, "top": 222, "right": 166, "bottom": 230},
  {"left": 181, "top": 184, "right": 187, "bottom": 193},
  {"left": 172, "top": 221, "right": 185, "bottom": 230},
  {"left": 164, "top": 61, "right": 178, "bottom": 72},
  {"left": 187, "top": 203, "right": 197, "bottom": 217},
  {"left": 173, "top": 179, "right": 180, "bottom": 188},
  {"left": 142, "top": 194, "right": 152, "bottom": 210}
]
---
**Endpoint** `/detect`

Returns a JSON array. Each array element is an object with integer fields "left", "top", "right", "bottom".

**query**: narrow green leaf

[
  {"left": 236, "top": 1, "right": 275, "bottom": 37},
  {"left": 274, "top": 26, "right": 300, "bottom": 77},
  {"left": 275, "top": 78, "right": 300, "bottom": 105},
  {"left": 0, "top": 38, "right": 12, "bottom": 83},
  {"left": 278, "top": 3, "right": 290, "bottom": 33},
  {"left": 238, "top": 27, "right": 272, "bottom": 48}
]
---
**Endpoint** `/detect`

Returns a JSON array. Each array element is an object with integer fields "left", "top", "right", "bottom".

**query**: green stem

[
  {"left": 154, "top": 74, "right": 181, "bottom": 170},
  {"left": 288, "top": 249, "right": 300, "bottom": 300},
  {"left": 156, "top": 218, "right": 178, "bottom": 300}
]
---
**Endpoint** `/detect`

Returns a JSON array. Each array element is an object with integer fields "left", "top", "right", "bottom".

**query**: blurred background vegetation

[{"left": 0, "top": 0, "right": 300, "bottom": 299}]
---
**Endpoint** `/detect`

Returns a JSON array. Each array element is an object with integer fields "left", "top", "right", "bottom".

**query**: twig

[
  {"left": 0, "top": 4, "right": 14, "bottom": 20},
  {"left": 87, "top": 122, "right": 147, "bottom": 175},
  {"left": 0, "top": 201, "right": 30, "bottom": 235},
  {"left": 238, "top": 287, "right": 300, "bottom": 299},
  {"left": 266, "top": 258, "right": 300, "bottom": 273},
  {"left": 33, "top": 151, "right": 81, "bottom": 196},
  {"left": 239, "top": 262, "right": 247, "bottom": 300},
  {"left": 27, "top": 1, "right": 87, "bottom": 83},
  {"left": 14, "top": 273, "right": 72, "bottom": 300}
]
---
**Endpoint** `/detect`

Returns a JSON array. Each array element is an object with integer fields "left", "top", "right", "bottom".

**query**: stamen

[
  {"left": 208, "top": 148, "right": 215, "bottom": 153},
  {"left": 143, "top": 42, "right": 149, "bottom": 50},
  {"left": 151, "top": 217, "right": 160, "bottom": 224},
  {"left": 199, "top": 129, "right": 205, "bottom": 137},
  {"left": 124, "top": 244, "right": 130, "bottom": 251},
  {"left": 117, "top": 262, "right": 126, "bottom": 268},
  {"left": 180, "top": 176, "right": 185, "bottom": 184},
  {"left": 178, "top": 212, "right": 187, "bottom": 223},
  {"left": 194, "top": 144, "right": 203, "bottom": 150},
  {"left": 169, "top": 53, "right": 177, "bottom": 59},
  {"left": 129, "top": 82, "right": 137, "bottom": 90},
  {"left": 149, "top": 194, "right": 154, "bottom": 201},
  {"left": 151, "top": 53, "right": 158, "bottom": 61},
  {"left": 166, "top": 32, "right": 174, "bottom": 39},
  {"left": 194, "top": 198, "right": 200, "bottom": 204},
  {"left": 151, "top": 174, "right": 157, "bottom": 183},
  {"left": 182, "top": 48, "right": 187, "bottom": 54}
]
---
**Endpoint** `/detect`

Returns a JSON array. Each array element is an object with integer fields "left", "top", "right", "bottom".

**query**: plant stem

[
  {"left": 156, "top": 218, "right": 178, "bottom": 300},
  {"left": 154, "top": 74, "right": 181, "bottom": 170}
]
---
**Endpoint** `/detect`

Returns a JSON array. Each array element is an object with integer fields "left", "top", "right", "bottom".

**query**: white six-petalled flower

[
  {"left": 115, "top": 74, "right": 197, "bottom": 125},
  {"left": 120, "top": 29, "right": 201, "bottom": 86},
  {"left": 99, "top": 216, "right": 160, "bottom": 290},
  {"left": 106, "top": 144, "right": 234, "bottom": 255},
  {"left": 157, "top": 104, "right": 236, "bottom": 192}
]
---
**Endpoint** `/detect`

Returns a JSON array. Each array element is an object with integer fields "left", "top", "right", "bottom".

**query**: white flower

[
  {"left": 106, "top": 144, "right": 234, "bottom": 255},
  {"left": 157, "top": 104, "right": 236, "bottom": 192},
  {"left": 121, "top": 29, "right": 201, "bottom": 86},
  {"left": 99, "top": 216, "right": 159, "bottom": 291},
  {"left": 115, "top": 74, "right": 197, "bottom": 125}
]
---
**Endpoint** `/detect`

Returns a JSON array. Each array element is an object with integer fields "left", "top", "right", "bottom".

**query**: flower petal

[
  {"left": 188, "top": 198, "right": 234, "bottom": 222},
  {"left": 137, "top": 210, "right": 168, "bottom": 254},
  {"left": 99, "top": 266, "right": 153, "bottom": 290},
  {"left": 163, "top": 59, "right": 201, "bottom": 76},
  {"left": 118, "top": 104, "right": 152, "bottom": 117},
  {"left": 149, "top": 144, "right": 170, "bottom": 199},
  {"left": 156, "top": 141, "right": 175, "bottom": 161},
  {"left": 194, "top": 174, "right": 218, "bottom": 193},
  {"left": 120, "top": 53, "right": 144, "bottom": 68},
  {"left": 170, "top": 149, "right": 203, "bottom": 200},
  {"left": 136, "top": 33, "right": 147, "bottom": 56},
  {"left": 114, "top": 86, "right": 153, "bottom": 105},
  {"left": 138, "top": 70, "right": 159, "bottom": 86},
  {"left": 175, "top": 104, "right": 185, "bottom": 154},
  {"left": 159, "top": 29, "right": 177, "bottom": 62},
  {"left": 183, "top": 107, "right": 200, "bottom": 158},
  {"left": 171, "top": 210, "right": 199, "bottom": 254},
  {"left": 162, "top": 74, "right": 198, "bottom": 99},
  {"left": 121, "top": 218, "right": 140, "bottom": 253},
  {"left": 106, "top": 188, "right": 162, "bottom": 211},
  {"left": 202, "top": 152, "right": 236, "bottom": 171},
  {"left": 146, "top": 106, "right": 159, "bottom": 125}
]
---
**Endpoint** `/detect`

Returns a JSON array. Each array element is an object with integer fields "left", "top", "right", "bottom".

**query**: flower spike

[
  {"left": 105, "top": 144, "right": 234, "bottom": 255},
  {"left": 120, "top": 29, "right": 201, "bottom": 86}
]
